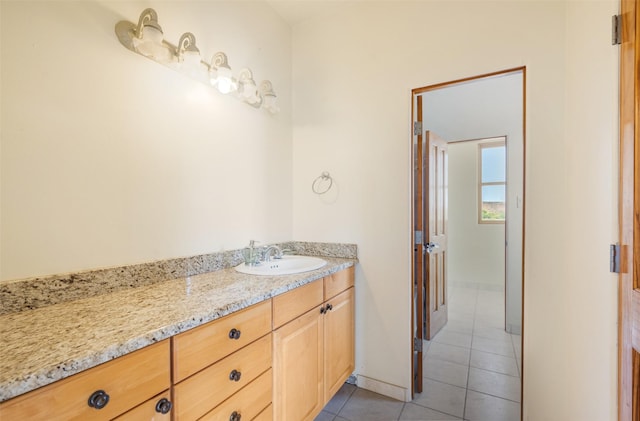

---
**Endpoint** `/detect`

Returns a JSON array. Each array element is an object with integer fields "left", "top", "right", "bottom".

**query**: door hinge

[
  {"left": 415, "top": 231, "right": 423, "bottom": 245},
  {"left": 612, "top": 14, "right": 622, "bottom": 45},
  {"left": 413, "top": 338, "right": 423, "bottom": 353},
  {"left": 610, "top": 243, "right": 621, "bottom": 273},
  {"left": 413, "top": 121, "right": 423, "bottom": 136}
]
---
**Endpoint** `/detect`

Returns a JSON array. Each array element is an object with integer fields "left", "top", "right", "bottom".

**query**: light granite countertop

[{"left": 0, "top": 257, "right": 355, "bottom": 402}]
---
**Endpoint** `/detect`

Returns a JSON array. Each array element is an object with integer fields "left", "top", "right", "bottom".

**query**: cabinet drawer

[
  {"left": 114, "top": 390, "right": 172, "bottom": 420},
  {"left": 324, "top": 267, "right": 355, "bottom": 300},
  {"left": 0, "top": 340, "right": 170, "bottom": 421},
  {"left": 199, "top": 368, "right": 272, "bottom": 421},
  {"left": 173, "top": 300, "right": 272, "bottom": 382},
  {"left": 272, "top": 280, "right": 323, "bottom": 329},
  {"left": 174, "top": 334, "right": 272, "bottom": 421},
  {"left": 253, "top": 403, "right": 273, "bottom": 421}
]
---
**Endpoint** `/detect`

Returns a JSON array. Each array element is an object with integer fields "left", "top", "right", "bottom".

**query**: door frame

[
  {"left": 617, "top": 0, "right": 637, "bottom": 419},
  {"left": 410, "top": 67, "right": 527, "bottom": 407}
]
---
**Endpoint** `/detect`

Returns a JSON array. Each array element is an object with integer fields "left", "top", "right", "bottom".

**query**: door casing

[
  {"left": 410, "top": 67, "right": 526, "bottom": 408},
  {"left": 617, "top": 0, "right": 638, "bottom": 419}
]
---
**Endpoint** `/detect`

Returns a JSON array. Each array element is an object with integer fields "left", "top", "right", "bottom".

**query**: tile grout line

[
  {"left": 397, "top": 402, "right": 406, "bottom": 421},
  {"left": 465, "top": 387, "right": 522, "bottom": 405},
  {"left": 462, "top": 285, "right": 480, "bottom": 421},
  {"left": 332, "top": 385, "right": 357, "bottom": 420}
]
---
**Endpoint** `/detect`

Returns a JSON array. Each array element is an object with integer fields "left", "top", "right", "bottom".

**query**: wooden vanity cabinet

[
  {"left": 172, "top": 300, "right": 273, "bottom": 421},
  {"left": 0, "top": 340, "right": 171, "bottom": 421},
  {"left": 0, "top": 264, "right": 354, "bottom": 421},
  {"left": 273, "top": 301, "right": 325, "bottom": 421},
  {"left": 273, "top": 267, "right": 355, "bottom": 421},
  {"left": 254, "top": 403, "right": 273, "bottom": 421},
  {"left": 324, "top": 286, "right": 355, "bottom": 400},
  {"left": 198, "top": 368, "right": 272, "bottom": 421},
  {"left": 114, "top": 390, "right": 173, "bottom": 421},
  {"left": 172, "top": 300, "right": 272, "bottom": 383}
]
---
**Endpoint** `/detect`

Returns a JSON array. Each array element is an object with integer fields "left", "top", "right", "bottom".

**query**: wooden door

[
  {"left": 619, "top": 0, "right": 640, "bottom": 419},
  {"left": 273, "top": 306, "right": 324, "bottom": 421},
  {"left": 324, "top": 287, "right": 355, "bottom": 400},
  {"left": 412, "top": 95, "right": 426, "bottom": 394},
  {"left": 425, "top": 131, "right": 448, "bottom": 339}
]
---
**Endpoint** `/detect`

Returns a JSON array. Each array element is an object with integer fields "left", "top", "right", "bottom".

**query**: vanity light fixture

[
  {"left": 261, "top": 81, "right": 280, "bottom": 114},
  {"left": 210, "top": 52, "right": 237, "bottom": 95},
  {"left": 238, "top": 69, "right": 261, "bottom": 107},
  {"left": 176, "top": 32, "right": 205, "bottom": 80},
  {"left": 176, "top": 33, "right": 200, "bottom": 64},
  {"left": 115, "top": 8, "right": 278, "bottom": 113},
  {"left": 129, "top": 8, "right": 171, "bottom": 61}
]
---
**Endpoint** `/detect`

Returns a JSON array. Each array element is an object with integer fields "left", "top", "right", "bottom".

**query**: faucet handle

[{"left": 275, "top": 249, "right": 293, "bottom": 259}]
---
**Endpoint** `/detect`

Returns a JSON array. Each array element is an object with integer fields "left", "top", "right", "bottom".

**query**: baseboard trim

[{"left": 356, "top": 375, "right": 411, "bottom": 402}]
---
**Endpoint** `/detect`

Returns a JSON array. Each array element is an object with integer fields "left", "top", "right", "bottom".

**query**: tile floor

[{"left": 315, "top": 285, "right": 522, "bottom": 421}]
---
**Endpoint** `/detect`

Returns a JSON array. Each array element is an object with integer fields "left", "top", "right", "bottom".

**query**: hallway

[{"left": 315, "top": 285, "right": 521, "bottom": 420}]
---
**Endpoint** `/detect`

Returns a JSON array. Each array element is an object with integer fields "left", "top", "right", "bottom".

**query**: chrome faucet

[
  {"left": 263, "top": 245, "right": 283, "bottom": 262},
  {"left": 243, "top": 240, "right": 261, "bottom": 266}
]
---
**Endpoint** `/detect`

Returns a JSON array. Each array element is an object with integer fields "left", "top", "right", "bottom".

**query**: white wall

[
  {"left": 291, "top": 1, "right": 618, "bottom": 419},
  {"left": 0, "top": 1, "right": 292, "bottom": 281},
  {"left": 447, "top": 140, "right": 505, "bottom": 289}
]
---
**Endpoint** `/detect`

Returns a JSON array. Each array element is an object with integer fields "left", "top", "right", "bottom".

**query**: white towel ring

[{"left": 312, "top": 171, "right": 333, "bottom": 194}]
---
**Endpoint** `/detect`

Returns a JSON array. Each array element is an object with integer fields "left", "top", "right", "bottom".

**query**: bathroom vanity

[{"left": 0, "top": 249, "right": 356, "bottom": 421}]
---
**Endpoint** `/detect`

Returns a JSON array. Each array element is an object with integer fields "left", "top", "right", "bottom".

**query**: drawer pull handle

[
  {"left": 230, "top": 411, "right": 242, "bottom": 421},
  {"left": 155, "top": 398, "right": 173, "bottom": 414},
  {"left": 229, "top": 328, "right": 241, "bottom": 340},
  {"left": 229, "top": 369, "right": 242, "bottom": 382},
  {"left": 88, "top": 390, "right": 110, "bottom": 409}
]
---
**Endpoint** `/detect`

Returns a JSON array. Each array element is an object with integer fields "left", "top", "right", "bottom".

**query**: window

[{"left": 478, "top": 140, "right": 506, "bottom": 223}]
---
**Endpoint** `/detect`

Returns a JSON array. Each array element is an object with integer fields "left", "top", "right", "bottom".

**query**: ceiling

[
  {"left": 265, "top": 0, "right": 355, "bottom": 26},
  {"left": 420, "top": 72, "right": 524, "bottom": 142}
]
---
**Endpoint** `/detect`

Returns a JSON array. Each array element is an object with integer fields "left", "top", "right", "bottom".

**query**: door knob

[{"left": 424, "top": 242, "right": 440, "bottom": 254}]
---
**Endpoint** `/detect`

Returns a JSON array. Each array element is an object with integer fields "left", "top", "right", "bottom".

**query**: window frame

[{"left": 477, "top": 139, "right": 507, "bottom": 224}]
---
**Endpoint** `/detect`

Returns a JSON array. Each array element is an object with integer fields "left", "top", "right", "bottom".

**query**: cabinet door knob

[
  {"left": 229, "top": 328, "right": 241, "bottom": 340},
  {"left": 326, "top": 303, "right": 333, "bottom": 311},
  {"left": 229, "top": 369, "right": 242, "bottom": 382},
  {"left": 320, "top": 305, "right": 326, "bottom": 314},
  {"left": 155, "top": 397, "right": 173, "bottom": 414},
  {"left": 229, "top": 410, "right": 242, "bottom": 421},
  {"left": 87, "top": 390, "right": 110, "bottom": 409}
]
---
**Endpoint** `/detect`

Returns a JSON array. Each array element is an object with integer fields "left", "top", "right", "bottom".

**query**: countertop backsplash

[{"left": 0, "top": 241, "right": 357, "bottom": 315}]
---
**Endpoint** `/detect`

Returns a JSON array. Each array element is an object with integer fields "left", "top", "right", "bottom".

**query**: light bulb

[{"left": 217, "top": 77, "right": 234, "bottom": 94}]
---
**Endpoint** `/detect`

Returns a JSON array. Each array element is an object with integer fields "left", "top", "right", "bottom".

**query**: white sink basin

[{"left": 235, "top": 255, "right": 327, "bottom": 276}]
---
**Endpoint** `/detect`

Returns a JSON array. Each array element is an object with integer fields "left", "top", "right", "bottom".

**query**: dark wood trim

[
  {"left": 411, "top": 66, "right": 526, "bottom": 95},
  {"left": 619, "top": 1, "right": 638, "bottom": 419},
  {"left": 410, "top": 95, "right": 425, "bottom": 397},
  {"left": 520, "top": 65, "right": 526, "bottom": 415}
]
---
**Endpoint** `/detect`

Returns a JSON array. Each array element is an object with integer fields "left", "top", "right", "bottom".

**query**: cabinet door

[
  {"left": 324, "top": 287, "right": 355, "bottom": 400},
  {"left": 273, "top": 305, "right": 324, "bottom": 421}
]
